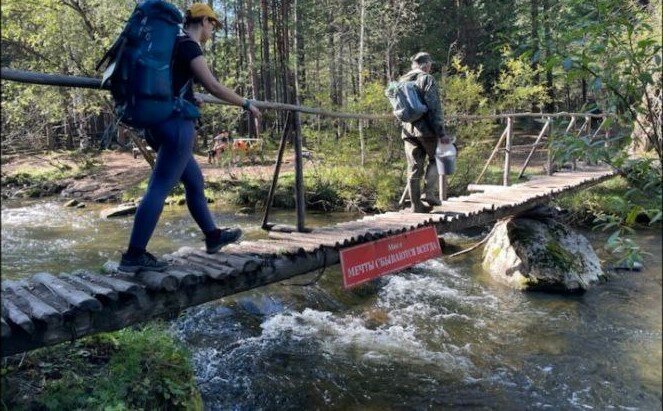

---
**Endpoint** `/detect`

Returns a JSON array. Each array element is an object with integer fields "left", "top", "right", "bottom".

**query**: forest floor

[{"left": 1, "top": 150, "right": 293, "bottom": 202}]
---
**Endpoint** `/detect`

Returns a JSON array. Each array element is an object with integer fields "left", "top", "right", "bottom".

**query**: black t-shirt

[{"left": 172, "top": 33, "right": 203, "bottom": 103}]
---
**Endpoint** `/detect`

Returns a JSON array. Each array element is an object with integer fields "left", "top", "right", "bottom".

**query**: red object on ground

[{"left": 340, "top": 226, "right": 442, "bottom": 289}]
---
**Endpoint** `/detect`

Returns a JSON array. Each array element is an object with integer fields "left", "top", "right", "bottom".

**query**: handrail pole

[
  {"left": 503, "top": 116, "right": 513, "bottom": 186},
  {"left": 518, "top": 116, "right": 551, "bottom": 179},
  {"left": 261, "top": 112, "right": 291, "bottom": 230},
  {"left": 591, "top": 116, "right": 607, "bottom": 140},
  {"left": 1, "top": 68, "right": 616, "bottom": 122},
  {"left": 475, "top": 124, "right": 508, "bottom": 184},
  {"left": 565, "top": 115, "right": 577, "bottom": 133},
  {"left": 572, "top": 116, "right": 590, "bottom": 170},
  {"left": 293, "top": 110, "right": 306, "bottom": 232},
  {"left": 547, "top": 116, "right": 554, "bottom": 176}
]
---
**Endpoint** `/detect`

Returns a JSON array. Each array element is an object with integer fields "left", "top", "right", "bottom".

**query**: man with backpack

[
  {"left": 398, "top": 52, "right": 452, "bottom": 213},
  {"left": 110, "top": 2, "right": 262, "bottom": 273}
]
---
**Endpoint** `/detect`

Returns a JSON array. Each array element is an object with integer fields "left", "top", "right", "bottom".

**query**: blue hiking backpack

[
  {"left": 97, "top": 0, "right": 195, "bottom": 129},
  {"left": 385, "top": 80, "right": 428, "bottom": 123}
]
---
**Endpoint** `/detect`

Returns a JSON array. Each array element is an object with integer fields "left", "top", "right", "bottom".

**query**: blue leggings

[{"left": 128, "top": 116, "right": 216, "bottom": 250}]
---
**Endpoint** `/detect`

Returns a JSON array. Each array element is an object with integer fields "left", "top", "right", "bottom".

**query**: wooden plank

[
  {"left": 62, "top": 274, "right": 119, "bottom": 301},
  {"left": 229, "top": 241, "right": 307, "bottom": 255},
  {"left": 263, "top": 237, "right": 340, "bottom": 250},
  {"left": 167, "top": 269, "right": 203, "bottom": 287},
  {"left": 268, "top": 230, "right": 357, "bottom": 244},
  {"left": 134, "top": 271, "right": 179, "bottom": 292},
  {"left": 165, "top": 255, "right": 237, "bottom": 280},
  {"left": 33, "top": 273, "right": 102, "bottom": 312},
  {"left": 178, "top": 248, "right": 262, "bottom": 272},
  {"left": 86, "top": 274, "right": 144, "bottom": 295},
  {"left": 245, "top": 240, "right": 310, "bottom": 254},
  {"left": 1, "top": 299, "right": 35, "bottom": 334},
  {"left": 1, "top": 281, "right": 61, "bottom": 326},
  {"left": 223, "top": 242, "right": 282, "bottom": 257}
]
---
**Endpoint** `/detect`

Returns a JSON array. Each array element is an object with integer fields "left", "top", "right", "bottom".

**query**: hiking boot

[
  {"left": 119, "top": 251, "right": 169, "bottom": 273},
  {"left": 205, "top": 227, "right": 243, "bottom": 254},
  {"left": 422, "top": 196, "right": 442, "bottom": 207},
  {"left": 408, "top": 179, "right": 433, "bottom": 213}
]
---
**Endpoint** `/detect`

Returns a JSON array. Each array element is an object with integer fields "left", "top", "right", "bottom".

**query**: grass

[
  {"left": 1, "top": 322, "right": 202, "bottom": 410},
  {"left": 553, "top": 176, "right": 660, "bottom": 225},
  {"left": 1, "top": 154, "right": 101, "bottom": 189},
  {"left": 122, "top": 163, "right": 407, "bottom": 213},
  {"left": 212, "top": 165, "right": 406, "bottom": 212}
]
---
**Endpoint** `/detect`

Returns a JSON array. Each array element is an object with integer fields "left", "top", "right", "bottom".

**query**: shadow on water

[{"left": 2, "top": 199, "right": 661, "bottom": 408}]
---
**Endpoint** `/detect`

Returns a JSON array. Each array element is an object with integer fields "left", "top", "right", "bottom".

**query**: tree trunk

[
  {"left": 245, "top": 0, "right": 260, "bottom": 101},
  {"left": 295, "top": 0, "right": 306, "bottom": 96},
  {"left": 327, "top": 10, "right": 339, "bottom": 105},
  {"left": 260, "top": 0, "right": 272, "bottom": 102},
  {"left": 358, "top": 0, "right": 366, "bottom": 165},
  {"left": 531, "top": 0, "right": 540, "bottom": 114},
  {"left": 542, "top": 0, "right": 554, "bottom": 112},
  {"left": 234, "top": 0, "right": 245, "bottom": 96}
]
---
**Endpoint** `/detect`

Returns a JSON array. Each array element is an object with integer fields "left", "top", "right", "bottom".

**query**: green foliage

[
  {"left": 1, "top": 156, "right": 99, "bottom": 188},
  {"left": 493, "top": 48, "right": 551, "bottom": 112},
  {"left": 217, "top": 163, "right": 405, "bottom": 213},
  {"left": 554, "top": 167, "right": 661, "bottom": 267},
  {"left": 555, "top": 0, "right": 662, "bottom": 160},
  {"left": 444, "top": 57, "right": 496, "bottom": 145},
  {"left": 2, "top": 323, "right": 201, "bottom": 410}
]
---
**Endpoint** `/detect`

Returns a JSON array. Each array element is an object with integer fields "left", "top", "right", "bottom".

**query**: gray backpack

[{"left": 385, "top": 80, "right": 428, "bottom": 123}]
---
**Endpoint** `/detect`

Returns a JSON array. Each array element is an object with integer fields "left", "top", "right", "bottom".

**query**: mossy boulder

[{"left": 482, "top": 217, "right": 604, "bottom": 293}]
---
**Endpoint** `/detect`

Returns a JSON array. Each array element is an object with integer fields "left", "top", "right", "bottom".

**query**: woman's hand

[
  {"left": 194, "top": 95, "right": 204, "bottom": 107},
  {"left": 248, "top": 104, "right": 262, "bottom": 120}
]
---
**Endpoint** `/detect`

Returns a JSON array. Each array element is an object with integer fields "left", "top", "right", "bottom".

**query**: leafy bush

[{"left": 2, "top": 323, "right": 201, "bottom": 410}]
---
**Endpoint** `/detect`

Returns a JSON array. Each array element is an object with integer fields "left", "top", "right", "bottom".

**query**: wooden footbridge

[
  {"left": 1, "top": 68, "right": 618, "bottom": 357},
  {"left": 1, "top": 167, "right": 615, "bottom": 357}
]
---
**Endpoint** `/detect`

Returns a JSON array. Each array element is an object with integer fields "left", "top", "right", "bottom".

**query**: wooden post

[
  {"left": 503, "top": 116, "right": 512, "bottom": 186},
  {"left": 475, "top": 124, "right": 509, "bottom": 184},
  {"left": 565, "top": 115, "right": 576, "bottom": 133},
  {"left": 261, "top": 112, "right": 291, "bottom": 230},
  {"left": 573, "top": 116, "right": 590, "bottom": 170},
  {"left": 547, "top": 116, "right": 554, "bottom": 175},
  {"left": 293, "top": 110, "right": 306, "bottom": 232},
  {"left": 131, "top": 134, "right": 155, "bottom": 168},
  {"left": 517, "top": 117, "right": 551, "bottom": 179}
]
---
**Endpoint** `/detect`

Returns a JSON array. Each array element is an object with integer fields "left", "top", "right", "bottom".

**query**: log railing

[
  {"left": 473, "top": 113, "right": 612, "bottom": 186},
  {"left": 1, "top": 67, "right": 614, "bottom": 231}
]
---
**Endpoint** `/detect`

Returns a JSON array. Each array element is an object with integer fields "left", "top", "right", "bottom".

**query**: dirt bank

[{"left": 1, "top": 150, "right": 292, "bottom": 202}]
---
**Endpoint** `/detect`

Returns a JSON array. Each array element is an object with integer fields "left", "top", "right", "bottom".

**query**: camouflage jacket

[{"left": 399, "top": 69, "right": 450, "bottom": 142}]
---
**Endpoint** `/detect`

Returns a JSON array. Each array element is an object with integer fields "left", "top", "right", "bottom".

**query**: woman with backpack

[{"left": 119, "top": 3, "right": 262, "bottom": 273}]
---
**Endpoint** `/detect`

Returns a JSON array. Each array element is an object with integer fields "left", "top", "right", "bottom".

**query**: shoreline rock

[{"left": 482, "top": 215, "right": 605, "bottom": 293}]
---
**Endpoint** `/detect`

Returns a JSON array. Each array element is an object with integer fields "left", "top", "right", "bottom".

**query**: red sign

[{"left": 340, "top": 226, "right": 442, "bottom": 289}]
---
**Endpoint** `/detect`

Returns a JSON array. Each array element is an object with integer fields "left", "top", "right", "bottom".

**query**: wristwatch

[{"left": 242, "top": 99, "right": 251, "bottom": 110}]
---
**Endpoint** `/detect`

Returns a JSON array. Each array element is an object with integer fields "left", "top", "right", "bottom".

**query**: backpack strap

[{"left": 173, "top": 33, "right": 199, "bottom": 99}]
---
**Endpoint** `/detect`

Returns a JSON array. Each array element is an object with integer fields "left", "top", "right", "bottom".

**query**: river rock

[
  {"left": 100, "top": 203, "right": 138, "bottom": 219},
  {"left": 64, "top": 199, "right": 80, "bottom": 207},
  {"left": 61, "top": 181, "right": 100, "bottom": 198},
  {"left": 482, "top": 217, "right": 604, "bottom": 293},
  {"left": 236, "top": 206, "right": 254, "bottom": 216}
]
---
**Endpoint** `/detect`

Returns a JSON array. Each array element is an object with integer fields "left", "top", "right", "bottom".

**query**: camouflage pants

[{"left": 403, "top": 136, "right": 438, "bottom": 200}]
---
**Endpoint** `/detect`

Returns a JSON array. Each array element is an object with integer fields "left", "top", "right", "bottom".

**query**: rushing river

[{"left": 1, "top": 200, "right": 661, "bottom": 409}]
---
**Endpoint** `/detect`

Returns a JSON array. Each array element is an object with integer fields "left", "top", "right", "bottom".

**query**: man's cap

[
  {"left": 187, "top": 3, "right": 221, "bottom": 28},
  {"left": 412, "top": 52, "right": 434, "bottom": 65}
]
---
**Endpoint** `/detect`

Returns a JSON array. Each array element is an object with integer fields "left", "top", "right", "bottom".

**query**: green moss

[
  {"left": 2, "top": 322, "right": 201, "bottom": 410},
  {"left": 508, "top": 220, "right": 538, "bottom": 246},
  {"left": 543, "top": 239, "right": 576, "bottom": 272}
]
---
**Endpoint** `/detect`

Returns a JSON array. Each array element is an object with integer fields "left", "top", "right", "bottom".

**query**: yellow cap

[{"left": 187, "top": 3, "right": 221, "bottom": 28}]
